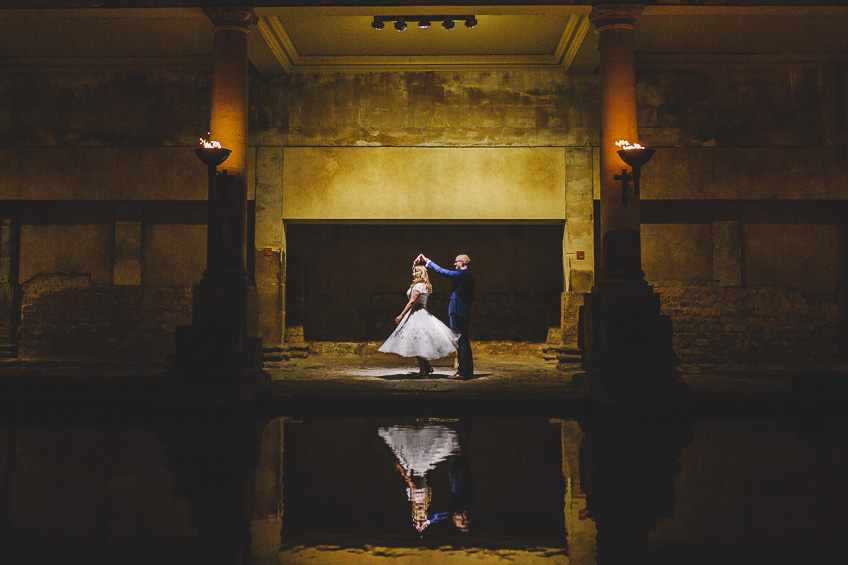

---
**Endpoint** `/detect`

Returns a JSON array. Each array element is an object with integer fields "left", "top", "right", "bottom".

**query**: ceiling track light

[{"left": 371, "top": 15, "right": 476, "bottom": 32}]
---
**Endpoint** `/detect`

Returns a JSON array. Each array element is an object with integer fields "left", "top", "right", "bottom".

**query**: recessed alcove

[{"left": 285, "top": 223, "right": 564, "bottom": 342}]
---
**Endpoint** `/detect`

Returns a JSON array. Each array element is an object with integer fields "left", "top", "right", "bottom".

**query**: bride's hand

[{"left": 394, "top": 315, "right": 402, "bottom": 324}]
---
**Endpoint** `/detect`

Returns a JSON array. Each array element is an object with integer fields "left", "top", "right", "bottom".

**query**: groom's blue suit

[{"left": 426, "top": 260, "right": 475, "bottom": 377}]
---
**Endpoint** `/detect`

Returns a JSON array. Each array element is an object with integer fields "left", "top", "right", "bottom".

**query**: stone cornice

[
  {"left": 589, "top": 4, "right": 644, "bottom": 30},
  {"left": 203, "top": 7, "right": 257, "bottom": 32}
]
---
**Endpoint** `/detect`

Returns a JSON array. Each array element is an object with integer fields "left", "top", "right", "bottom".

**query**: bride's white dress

[{"left": 378, "top": 283, "right": 460, "bottom": 360}]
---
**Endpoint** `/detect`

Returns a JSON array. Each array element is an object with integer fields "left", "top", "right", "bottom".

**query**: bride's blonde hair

[{"left": 410, "top": 265, "right": 433, "bottom": 294}]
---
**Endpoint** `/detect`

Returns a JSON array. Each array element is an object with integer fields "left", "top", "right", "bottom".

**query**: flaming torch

[
  {"left": 614, "top": 140, "right": 655, "bottom": 204},
  {"left": 195, "top": 136, "right": 231, "bottom": 198}
]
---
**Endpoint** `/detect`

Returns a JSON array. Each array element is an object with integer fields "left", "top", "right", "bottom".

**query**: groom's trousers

[{"left": 450, "top": 314, "right": 473, "bottom": 377}]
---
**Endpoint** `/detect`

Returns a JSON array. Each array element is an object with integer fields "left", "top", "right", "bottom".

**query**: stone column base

[
  {"left": 172, "top": 277, "right": 264, "bottom": 400},
  {"left": 579, "top": 280, "right": 681, "bottom": 380}
]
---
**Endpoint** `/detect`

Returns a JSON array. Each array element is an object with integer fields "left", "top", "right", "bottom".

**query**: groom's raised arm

[{"left": 425, "top": 259, "right": 463, "bottom": 278}]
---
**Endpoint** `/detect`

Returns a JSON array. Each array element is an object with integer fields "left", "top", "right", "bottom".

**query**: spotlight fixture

[{"left": 371, "top": 15, "right": 476, "bottom": 32}]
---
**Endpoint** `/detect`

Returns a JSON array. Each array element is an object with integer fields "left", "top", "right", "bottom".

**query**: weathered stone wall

[
  {"left": 653, "top": 280, "right": 840, "bottom": 367},
  {"left": 1, "top": 56, "right": 845, "bottom": 364},
  {"left": 0, "top": 70, "right": 210, "bottom": 148},
  {"left": 19, "top": 274, "right": 191, "bottom": 362},
  {"left": 257, "top": 70, "right": 595, "bottom": 344},
  {"left": 260, "top": 70, "right": 599, "bottom": 147}
]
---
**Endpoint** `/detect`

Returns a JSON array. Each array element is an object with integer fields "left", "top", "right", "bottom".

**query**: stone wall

[
  {"left": 19, "top": 274, "right": 192, "bottom": 362},
  {"left": 257, "top": 70, "right": 599, "bottom": 148},
  {"left": 652, "top": 280, "right": 840, "bottom": 367}
]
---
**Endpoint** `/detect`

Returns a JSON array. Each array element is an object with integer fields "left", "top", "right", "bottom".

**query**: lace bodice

[{"left": 407, "top": 283, "right": 429, "bottom": 308}]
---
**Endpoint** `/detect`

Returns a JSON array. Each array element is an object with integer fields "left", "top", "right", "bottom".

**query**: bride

[{"left": 378, "top": 264, "right": 460, "bottom": 376}]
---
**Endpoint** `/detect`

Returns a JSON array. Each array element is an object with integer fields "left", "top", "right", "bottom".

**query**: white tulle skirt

[{"left": 378, "top": 307, "right": 460, "bottom": 360}]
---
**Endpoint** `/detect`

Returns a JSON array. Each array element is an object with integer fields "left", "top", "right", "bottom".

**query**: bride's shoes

[{"left": 417, "top": 367, "right": 435, "bottom": 377}]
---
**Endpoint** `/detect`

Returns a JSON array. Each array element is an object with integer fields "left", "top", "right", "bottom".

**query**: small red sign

[
  {"left": 263, "top": 248, "right": 273, "bottom": 256},
  {"left": 576, "top": 251, "right": 585, "bottom": 260}
]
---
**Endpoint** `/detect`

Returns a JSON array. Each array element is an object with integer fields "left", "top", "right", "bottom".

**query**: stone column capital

[
  {"left": 203, "top": 7, "right": 258, "bottom": 32},
  {"left": 589, "top": 4, "right": 644, "bottom": 30}
]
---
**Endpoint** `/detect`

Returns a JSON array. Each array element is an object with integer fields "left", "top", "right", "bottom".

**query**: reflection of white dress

[
  {"left": 378, "top": 424, "right": 460, "bottom": 477},
  {"left": 378, "top": 283, "right": 460, "bottom": 360}
]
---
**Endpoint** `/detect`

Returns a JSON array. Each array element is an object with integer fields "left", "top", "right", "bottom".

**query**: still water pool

[{"left": 2, "top": 406, "right": 847, "bottom": 564}]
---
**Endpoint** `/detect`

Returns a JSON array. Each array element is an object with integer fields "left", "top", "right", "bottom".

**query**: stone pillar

[
  {"left": 839, "top": 212, "right": 848, "bottom": 359},
  {"left": 579, "top": 5, "right": 681, "bottom": 387},
  {"left": 554, "top": 149, "right": 594, "bottom": 364},
  {"left": 174, "top": 7, "right": 263, "bottom": 389},
  {"left": 113, "top": 206, "right": 142, "bottom": 286},
  {"left": 254, "top": 147, "right": 288, "bottom": 361},
  {"left": 0, "top": 219, "right": 17, "bottom": 351},
  {"left": 594, "top": 5, "right": 642, "bottom": 279},
  {"left": 712, "top": 203, "right": 743, "bottom": 287}
]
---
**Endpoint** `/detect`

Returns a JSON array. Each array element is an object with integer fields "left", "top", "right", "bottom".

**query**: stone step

[
  {"left": 262, "top": 346, "right": 291, "bottom": 362},
  {"left": 0, "top": 342, "right": 18, "bottom": 358},
  {"left": 286, "top": 342, "right": 310, "bottom": 358}
]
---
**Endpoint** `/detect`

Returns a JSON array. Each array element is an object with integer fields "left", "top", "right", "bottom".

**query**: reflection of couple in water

[{"left": 378, "top": 419, "right": 475, "bottom": 534}]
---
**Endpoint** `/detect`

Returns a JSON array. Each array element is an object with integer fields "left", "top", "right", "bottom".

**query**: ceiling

[{"left": 1, "top": 5, "right": 847, "bottom": 76}]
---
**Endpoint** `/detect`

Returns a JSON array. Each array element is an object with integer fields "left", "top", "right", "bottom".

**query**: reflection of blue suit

[{"left": 426, "top": 260, "right": 475, "bottom": 377}]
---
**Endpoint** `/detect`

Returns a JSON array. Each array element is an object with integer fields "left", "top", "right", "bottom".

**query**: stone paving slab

[{"left": 262, "top": 355, "right": 583, "bottom": 402}]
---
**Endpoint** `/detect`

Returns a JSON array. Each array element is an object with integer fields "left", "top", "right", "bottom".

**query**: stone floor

[
  {"left": 259, "top": 351, "right": 817, "bottom": 410},
  {"left": 1, "top": 349, "right": 845, "bottom": 413}
]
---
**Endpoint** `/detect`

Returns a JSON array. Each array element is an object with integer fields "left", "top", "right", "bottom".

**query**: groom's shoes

[{"left": 449, "top": 373, "right": 470, "bottom": 380}]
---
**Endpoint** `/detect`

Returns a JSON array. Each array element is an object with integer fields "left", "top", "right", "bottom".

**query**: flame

[
  {"left": 615, "top": 139, "right": 644, "bottom": 150},
  {"left": 199, "top": 137, "right": 222, "bottom": 149}
]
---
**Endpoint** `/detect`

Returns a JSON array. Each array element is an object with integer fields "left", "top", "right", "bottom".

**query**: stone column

[
  {"left": 254, "top": 147, "right": 287, "bottom": 361},
  {"left": 579, "top": 5, "right": 681, "bottom": 387},
  {"left": 554, "top": 149, "right": 594, "bottom": 365},
  {"left": 113, "top": 206, "right": 142, "bottom": 286},
  {"left": 594, "top": 4, "right": 642, "bottom": 280},
  {"left": 712, "top": 203, "right": 743, "bottom": 287},
  {"left": 0, "top": 219, "right": 17, "bottom": 352},
  {"left": 174, "top": 7, "right": 263, "bottom": 387},
  {"left": 205, "top": 7, "right": 253, "bottom": 279}
]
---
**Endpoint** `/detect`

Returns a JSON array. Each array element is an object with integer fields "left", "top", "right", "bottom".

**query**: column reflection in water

[{"left": 578, "top": 414, "right": 692, "bottom": 565}]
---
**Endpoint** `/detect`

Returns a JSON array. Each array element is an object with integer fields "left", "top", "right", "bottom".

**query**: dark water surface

[{"left": 2, "top": 402, "right": 848, "bottom": 564}]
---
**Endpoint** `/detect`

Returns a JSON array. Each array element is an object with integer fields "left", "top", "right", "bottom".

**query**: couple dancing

[{"left": 378, "top": 253, "right": 475, "bottom": 379}]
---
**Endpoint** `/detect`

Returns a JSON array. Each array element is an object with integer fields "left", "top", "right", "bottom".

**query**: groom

[{"left": 416, "top": 253, "right": 475, "bottom": 379}]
